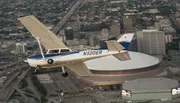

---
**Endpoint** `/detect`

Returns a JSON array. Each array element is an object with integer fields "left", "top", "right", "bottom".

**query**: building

[
  {"left": 81, "top": 51, "right": 162, "bottom": 85},
  {"left": 137, "top": 30, "right": 166, "bottom": 55},
  {"left": 165, "top": 35, "right": 172, "bottom": 43},
  {"left": 64, "top": 27, "right": 74, "bottom": 40},
  {"left": 88, "top": 35, "right": 99, "bottom": 47},
  {"left": 26, "top": 42, "right": 37, "bottom": 51},
  {"left": 148, "top": 9, "right": 159, "bottom": 14},
  {"left": 15, "top": 43, "right": 27, "bottom": 54},
  {"left": 99, "top": 36, "right": 116, "bottom": 49},
  {"left": 128, "top": 37, "right": 137, "bottom": 51},
  {"left": 123, "top": 16, "right": 133, "bottom": 31},
  {"left": 110, "top": 22, "right": 120, "bottom": 38},
  {"left": 159, "top": 19, "right": 176, "bottom": 36},
  {"left": 122, "top": 78, "right": 180, "bottom": 101},
  {"left": 65, "top": 39, "right": 87, "bottom": 47},
  {"left": 154, "top": 22, "right": 160, "bottom": 30},
  {"left": 36, "top": 74, "right": 54, "bottom": 84},
  {"left": 65, "top": 40, "right": 79, "bottom": 46},
  {"left": 101, "top": 28, "right": 109, "bottom": 38},
  {"left": 0, "top": 76, "right": 7, "bottom": 86}
]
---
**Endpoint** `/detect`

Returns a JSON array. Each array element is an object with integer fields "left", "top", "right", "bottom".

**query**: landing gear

[
  {"left": 62, "top": 72, "right": 68, "bottom": 77},
  {"left": 61, "top": 66, "right": 68, "bottom": 77},
  {"left": 34, "top": 69, "right": 38, "bottom": 74},
  {"left": 34, "top": 65, "right": 41, "bottom": 74}
]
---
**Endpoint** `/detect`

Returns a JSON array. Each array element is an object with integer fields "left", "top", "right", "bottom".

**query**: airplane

[{"left": 18, "top": 15, "right": 132, "bottom": 77}]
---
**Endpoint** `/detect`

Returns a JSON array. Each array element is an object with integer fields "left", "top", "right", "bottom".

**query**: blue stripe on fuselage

[{"left": 28, "top": 51, "right": 79, "bottom": 59}]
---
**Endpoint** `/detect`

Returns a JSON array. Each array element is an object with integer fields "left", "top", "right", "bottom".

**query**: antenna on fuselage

[{"left": 36, "top": 37, "right": 45, "bottom": 61}]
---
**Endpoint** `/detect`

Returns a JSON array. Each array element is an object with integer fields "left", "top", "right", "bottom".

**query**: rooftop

[
  {"left": 85, "top": 51, "right": 160, "bottom": 71},
  {"left": 142, "top": 29, "right": 158, "bottom": 32},
  {"left": 123, "top": 78, "right": 179, "bottom": 91}
]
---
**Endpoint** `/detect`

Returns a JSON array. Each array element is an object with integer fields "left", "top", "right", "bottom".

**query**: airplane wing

[
  {"left": 65, "top": 62, "right": 93, "bottom": 76},
  {"left": 18, "top": 15, "right": 68, "bottom": 50}
]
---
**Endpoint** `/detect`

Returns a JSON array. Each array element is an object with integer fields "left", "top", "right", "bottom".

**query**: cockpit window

[
  {"left": 60, "top": 49, "right": 70, "bottom": 53},
  {"left": 48, "top": 49, "right": 59, "bottom": 54}
]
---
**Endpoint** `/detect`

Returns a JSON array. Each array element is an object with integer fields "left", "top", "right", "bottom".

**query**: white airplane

[{"left": 18, "top": 15, "right": 133, "bottom": 77}]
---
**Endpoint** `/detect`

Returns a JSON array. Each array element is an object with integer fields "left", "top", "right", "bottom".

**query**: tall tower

[
  {"left": 15, "top": 43, "right": 27, "bottom": 54},
  {"left": 110, "top": 21, "right": 120, "bottom": 38},
  {"left": 137, "top": 30, "right": 166, "bottom": 55},
  {"left": 64, "top": 27, "right": 74, "bottom": 40},
  {"left": 123, "top": 16, "right": 133, "bottom": 31}
]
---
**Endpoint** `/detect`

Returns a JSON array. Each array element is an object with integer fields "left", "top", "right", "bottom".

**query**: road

[
  {"left": 48, "top": 91, "right": 122, "bottom": 103},
  {"left": 52, "top": 0, "right": 83, "bottom": 35},
  {"left": 0, "top": 71, "right": 20, "bottom": 93},
  {"left": 14, "top": 68, "right": 31, "bottom": 103},
  {"left": 0, "top": 66, "right": 30, "bottom": 102},
  {"left": 0, "top": 62, "right": 18, "bottom": 70}
]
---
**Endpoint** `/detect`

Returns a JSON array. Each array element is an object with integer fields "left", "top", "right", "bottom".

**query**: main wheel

[
  {"left": 34, "top": 65, "right": 41, "bottom": 74},
  {"left": 62, "top": 72, "right": 68, "bottom": 77},
  {"left": 47, "top": 59, "right": 54, "bottom": 64},
  {"left": 34, "top": 69, "right": 38, "bottom": 74},
  {"left": 37, "top": 65, "right": 41, "bottom": 69}
]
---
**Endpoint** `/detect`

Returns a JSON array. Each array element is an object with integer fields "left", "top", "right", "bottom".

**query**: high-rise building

[
  {"left": 101, "top": 28, "right": 109, "bottom": 38},
  {"left": 137, "top": 30, "right": 166, "bottom": 55},
  {"left": 64, "top": 27, "right": 74, "bottom": 40},
  {"left": 165, "top": 35, "right": 172, "bottom": 43},
  {"left": 15, "top": 43, "right": 27, "bottom": 54},
  {"left": 89, "top": 35, "right": 97, "bottom": 47},
  {"left": 88, "top": 34, "right": 100, "bottom": 47},
  {"left": 110, "top": 22, "right": 120, "bottom": 38},
  {"left": 123, "top": 16, "right": 133, "bottom": 31},
  {"left": 99, "top": 36, "right": 117, "bottom": 49},
  {"left": 154, "top": 22, "right": 160, "bottom": 30},
  {"left": 128, "top": 38, "right": 138, "bottom": 51}
]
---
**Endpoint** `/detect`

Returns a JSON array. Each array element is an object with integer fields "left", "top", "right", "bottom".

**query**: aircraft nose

[{"left": 24, "top": 60, "right": 28, "bottom": 62}]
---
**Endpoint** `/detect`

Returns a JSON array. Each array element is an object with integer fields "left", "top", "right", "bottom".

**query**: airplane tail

[
  {"left": 117, "top": 33, "right": 135, "bottom": 50},
  {"left": 105, "top": 40, "right": 131, "bottom": 61}
]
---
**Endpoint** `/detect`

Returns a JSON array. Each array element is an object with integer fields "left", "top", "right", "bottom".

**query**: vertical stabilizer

[{"left": 117, "top": 33, "right": 135, "bottom": 50}]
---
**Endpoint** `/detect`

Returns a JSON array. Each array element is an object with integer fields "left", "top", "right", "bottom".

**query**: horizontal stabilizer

[
  {"left": 106, "top": 40, "right": 124, "bottom": 51},
  {"left": 113, "top": 52, "right": 131, "bottom": 61},
  {"left": 18, "top": 15, "right": 68, "bottom": 50},
  {"left": 65, "top": 62, "right": 93, "bottom": 76}
]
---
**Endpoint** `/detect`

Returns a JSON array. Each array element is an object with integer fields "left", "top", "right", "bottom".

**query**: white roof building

[{"left": 85, "top": 51, "right": 160, "bottom": 71}]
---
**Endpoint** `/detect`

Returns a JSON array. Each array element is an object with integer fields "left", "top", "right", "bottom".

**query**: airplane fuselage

[{"left": 27, "top": 49, "right": 123, "bottom": 68}]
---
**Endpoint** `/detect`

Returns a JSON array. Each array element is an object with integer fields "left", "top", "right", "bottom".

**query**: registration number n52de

[{"left": 83, "top": 50, "right": 102, "bottom": 56}]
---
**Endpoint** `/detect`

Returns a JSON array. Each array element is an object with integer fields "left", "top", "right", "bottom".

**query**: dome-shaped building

[{"left": 81, "top": 51, "right": 163, "bottom": 85}]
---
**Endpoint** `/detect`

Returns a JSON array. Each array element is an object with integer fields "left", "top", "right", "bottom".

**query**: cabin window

[
  {"left": 60, "top": 49, "right": 70, "bottom": 53},
  {"left": 48, "top": 49, "right": 59, "bottom": 54}
]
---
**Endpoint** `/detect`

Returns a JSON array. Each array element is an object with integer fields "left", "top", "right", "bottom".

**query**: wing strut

[{"left": 36, "top": 38, "right": 45, "bottom": 61}]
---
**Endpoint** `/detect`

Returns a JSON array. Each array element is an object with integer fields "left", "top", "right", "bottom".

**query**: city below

[{"left": 0, "top": 0, "right": 180, "bottom": 103}]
